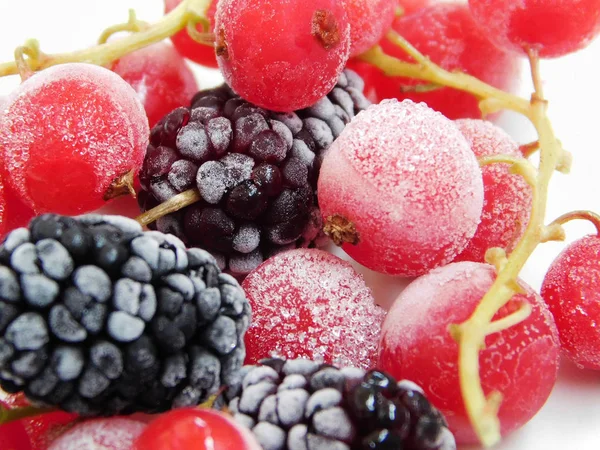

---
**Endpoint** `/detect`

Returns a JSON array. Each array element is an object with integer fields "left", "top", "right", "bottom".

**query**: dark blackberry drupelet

[
  {"left": 0, "top": 214, "right": 250, "bottom": 416},
  {"left": 138, "top": 69, "right": 370, "bottom": 276},
  {"left": 222, "top": 358, "right": 456, "bottom": 450}
]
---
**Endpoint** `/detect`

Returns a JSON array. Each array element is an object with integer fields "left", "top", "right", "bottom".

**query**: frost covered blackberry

[
  {"left": 223, "top": 358, "right": 456, "bottom": 450},
  {"left": 138, "top": 69, "right": 370, "bottom": 276},
  {"left": 0, "top": 214, "right": 251, "bottom": 416}
]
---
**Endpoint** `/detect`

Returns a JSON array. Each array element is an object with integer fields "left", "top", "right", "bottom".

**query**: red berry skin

[
  {"left": 134, "top": 409, "right": 261, "bottom": 450},
  {"left": 374, "top": 4, "right": 520, "bottom": 119},
  {"left": 165, "top": 0, "right": 219, "bottom": 67},
  {"left": 453, "top": 119, "right": 532, "bottom": 262},
  {"left": 0, "top": 391, "right": 31, "bottom": 450},
  {"left": 25, "top": 412, "right": 79, "bottom": 450},
  {"left": 378, "top": 262, "right": 560, "bottom": 444},
  {"left": 0, "top": 178, "right": 36, "bottom": 238},
  {"left": 215, "top": 0, "right": 351, "bottom": 111},
  {"left": 48, "top": 418, "right": 146, "bottom": 450},
  {"left": 347, "top": 0, "right": 396, "bottom": 55},
  {"left": 541, "top": 235, "right": 600, "bottom": 370},
  {"left": 112, "top": 42, "right": 199, "bottom": 129},
  {"left": 468, "top": 0, "right": 600, "bottom": 58}
]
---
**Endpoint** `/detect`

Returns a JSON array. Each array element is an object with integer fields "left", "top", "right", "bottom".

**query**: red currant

[
  {"left": 164, "top": 0, "right": 219, "bottom": 67},
  {"left": 318, "top": 99, "right": 484, "bottom": 276},
  {"left": 453, "top": 119, "right": 532, "bottom": 262},
  {"left": 0, "top": 63, "right": 149, "bottom": 215},
  {"left": 541, "top": 234, "right": 600, "bottom": 370},
  {"left": 215, "top": 0, "right": 351, "bottom": 111},
  {"left": 347, "top": 0, "right": 396, "bottom": 55},
  {"left": 374, "top": 3, "right": 520, "bottom": 119},
  {"left": 399, "top": 0, "right": 431, "bottom": 14},
  {"left": 242, "top": 249, "right": 386, "bottom": 369},
  {"left": 378, "top": 262, "right": 560, "bottom": 444},
  {"left": 134, "top": 409, "right": 261, "bottom": 450},
  {"left": 112, "top": 42, "right": 199, "bottom": 128},
  {"left": 469, "top": 0, "right": 600, "bottom": 58}
]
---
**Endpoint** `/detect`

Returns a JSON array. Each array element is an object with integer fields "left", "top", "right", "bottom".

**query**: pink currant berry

[
  {"left": 48, "top": 418, "right": 146, "bottom": 450},
  {"left": 346, "top": 0, "right": 396, "bottom": 56},
  {"left": 318, "top": 99, "right": 484, "bottom": 277},
  {"left": 215, "top": 0, "right": 351, "bottom": 111}
]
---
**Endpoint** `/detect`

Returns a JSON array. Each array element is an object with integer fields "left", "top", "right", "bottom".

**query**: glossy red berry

[
  {"left": 468, "top": 0, "right": 600, "bottom": 58},
  {"left": 112, "top": 42, "right": 199, "bottom": 128},
  {"left": 165, "top": 0, "right": 219, "bottom": 67},
  {"left": 215, "top": 0, "right": 351, "bottom": 111},
  {"left": 374, "top": 3, "right": 520, "bottom": 119},
  {"left": 399, "top": 0, "right": 431, "bottom": 14},
  {"left": 541, "top": 234, "right": 600, "bottom": 370},
  {"left": 378, "top": 262, "right": 560, "bottom": 444},
  {"left": 134, "top": 409, "right": 261, "bottom": 450},
  {"left": 0, "top": 63, "right": 149, "bottom": 215}
]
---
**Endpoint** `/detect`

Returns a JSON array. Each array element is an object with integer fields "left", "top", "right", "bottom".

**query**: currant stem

[
  {"left": 97, "top": 9, "right": 149, "bottom": 45},
  {"left": 362, "top": 31, "right": 565, "bottom": 447},
  {"left": 0, "top": 404, "right": 55, "bottom": 425},
  {"left": 0, "top": 0, "right": 200, "bottom": 77},
  {"left": 135, "top": 188, "right": 201, "bottom": 227},
  {"left": 547, "top": 210, "right": 600, "bottom": 236}
]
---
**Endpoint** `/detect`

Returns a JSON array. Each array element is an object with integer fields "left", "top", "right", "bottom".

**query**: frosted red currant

[
  {"left": 378, "top": 262, "right": 560, "bottom": 443},
  {"left": 48, "top": 418, "right": 146, "bottom": 450},
  {"left": 242, "top": 248, "right": 386, "bottom": 370},
  {"left": 541, "top": 232, "right": 600, "bottom": 370},
  {"left": 0, "top": 63, "right": 149, "bottom": 215},
  {"left": 318, "top": 99, "right": 484, "bottom": 277},
  {"left": 214, "top": 0, "right": 351, "bottom": 111},
  {"left": 468, "top": 0, "right": 600, "bottom": 58},
  {"left": 346, "top": 0, "right": 396, "bottom": 56},
  {"left": 453, "top": 119, "right": 532, "bottom": 262}
]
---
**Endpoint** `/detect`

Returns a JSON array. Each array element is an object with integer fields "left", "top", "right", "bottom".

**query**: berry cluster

[{"left": 0, "top": 0, "right": 599, "bottom": 449}]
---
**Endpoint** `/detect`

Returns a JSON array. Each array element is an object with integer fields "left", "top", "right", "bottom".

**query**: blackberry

[
  {"left": 0, "top": 214, "right": 251, "bottom": 416},
  {"left": 138, "top": 69, "right": 370, "bottom": 276},
  {"left": 222, "top": 358, "right": 456, "bottom": 450}
]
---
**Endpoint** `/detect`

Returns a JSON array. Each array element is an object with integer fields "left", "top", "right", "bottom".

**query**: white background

[{"left": 0, "top": 1, "right": 599, "bottom": 449}]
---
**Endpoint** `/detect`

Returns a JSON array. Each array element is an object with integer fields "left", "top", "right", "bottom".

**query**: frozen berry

[
  {"left": 399, "top": 0, "right": 431, "bottom": 14},
  {"left": 134, "top": 408, "right": 261, "bottom": 450},
  {"left": 453, "top": 119, "right": 532, "bottom": 262},
  {"left": 242, "top": 249, "right": 386, "bottom": 370},
  {"left": 378, "top": 262, "right": 560, "bottom": 443},
  {"left": 215, "top": 0, "right": 351, "bottom": 111},
  {"left": 374, "top": 4, "right": 520, "bottom": 119},
  {"left": 0, "top": 63, "right": 149, "bottom": 215},
  {"left": 318, "top": 99, "right": 484, "bottom": 276},
  {"left": 347, "top": 0, "right": 396, "bottom": 55},
  {"left": 468, "top": 0, "right": 600, "bottom": 58},
  {"left": 541, "top": 233, "right": 600, "bottom": 370},
  {"left": 112, "top": 42, "right": 199, "bottom": 128}
]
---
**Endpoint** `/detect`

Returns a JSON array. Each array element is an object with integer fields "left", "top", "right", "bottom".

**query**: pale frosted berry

[
  {"left": 48, "top": 418, "right": 146, "bottom": 450},
  {"left": 242, "top": 249, "right": 386, "bottom": 370},
  {"left": 318, "top": 99, "right": 484, "bottom": 276}
]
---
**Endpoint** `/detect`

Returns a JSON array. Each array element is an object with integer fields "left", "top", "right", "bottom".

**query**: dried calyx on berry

[
  {"left": 220, "top": 358, "right": 456, "bottom": 450},
  {"left": 0, "top": 214, "right": 250, "bottom": 416},
  {"left": 138, "top": 69, "right": 371, "bottom": 277}
]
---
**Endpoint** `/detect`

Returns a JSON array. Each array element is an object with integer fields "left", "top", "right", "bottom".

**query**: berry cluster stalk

[
  {"left": 0, "top": 0, "right": 212, "bottom": 78},
  {"left": 359, "top": 34, "right": 569, "bottom": 446},
  {"left": 0, "top": 4, "right": 581, "bottom": 447}
]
